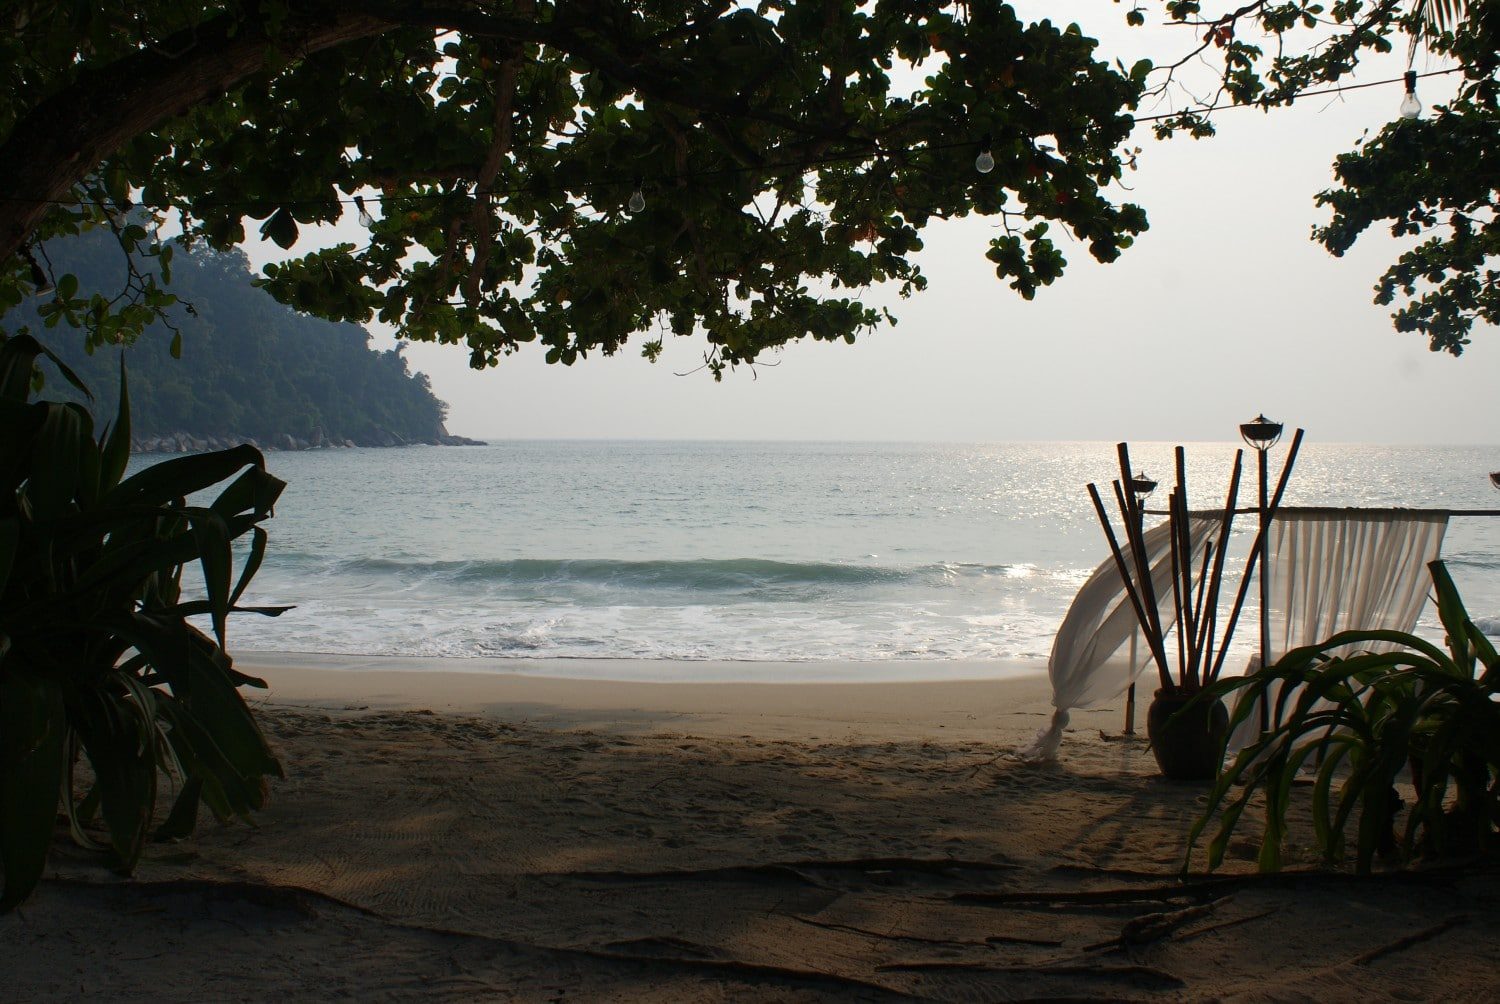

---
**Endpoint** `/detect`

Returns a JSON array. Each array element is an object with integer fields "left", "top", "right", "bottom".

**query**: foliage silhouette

[
  {"left": 1187, "top": 561, "right": 1500, "bottom": 874},
  {"left": 0, "top": 333, "right": 285, "bottom": 910}
]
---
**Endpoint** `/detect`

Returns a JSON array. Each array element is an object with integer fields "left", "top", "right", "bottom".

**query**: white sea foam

[{"left": 164, "top": 440, "right": 1500, "bottom": 678}]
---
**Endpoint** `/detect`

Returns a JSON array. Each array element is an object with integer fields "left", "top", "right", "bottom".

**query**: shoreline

[
  {"left": 240, "top": 654, "right": 1058, "bottom": 742},
  {"left": 238, "top": 649, "right": 1046, "bottom": 683}
]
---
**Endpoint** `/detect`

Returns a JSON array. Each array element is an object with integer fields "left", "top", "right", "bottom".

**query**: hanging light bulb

[
  {"left": 974, "top": 133, "right": 995, "bottom": 174},
  {"left": 627, "top": 181, "right": 646, "bottom": 214},
  {"left": 353, "top": 195, "right": 375, "bottom": 227},
  {"left": 22, "top": 248, "right": 53, "bottom": 295},
  {"left": 1399, "top": 70, "right": 1421, "bottom": 120}
]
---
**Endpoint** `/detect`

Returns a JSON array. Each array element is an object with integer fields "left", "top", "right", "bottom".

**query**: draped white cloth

[
  {"left": 1264, "top": 510, "right": 1448, "bottom": 664},
  {"left": 1018, "top": 518, "right": 1217, "bottom": 763},
  {"left": 1227, "top": 509, "right": 1449, "bottom": 748}
]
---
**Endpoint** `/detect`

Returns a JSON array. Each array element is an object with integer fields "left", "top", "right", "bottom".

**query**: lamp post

[
  {"left": 1240, "top": 414, "right": 1284, "bottom": 732},
  {"left": 1123, "top": 471, "right": 1157, "bottom": 736}
]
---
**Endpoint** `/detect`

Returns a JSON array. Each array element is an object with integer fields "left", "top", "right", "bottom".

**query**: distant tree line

[{"left": 14, "top": 228, "right": 471, "bottom": 449}]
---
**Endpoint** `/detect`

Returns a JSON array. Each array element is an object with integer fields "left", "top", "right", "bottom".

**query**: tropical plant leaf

[
  {"left": 71, "top": 685, "right": 158, "bottom": 872},
  {"left": 190, "top": 509, "right": 233, "bottom": 647},
  {"left": 154, "top": 778, "right": 204, "bottom": 841},
  {"left": 0, "top": 401, "right": 46, "bottom": 494},
  {"left": 1186, "top": 561, "right": 1499, "bottom": 875},
  {"left": 0, "top": 517, "right": 16, "bottom": 596},
  {"left": 108, "top": 444, "right": 267, "bottom": 509},
  {"left": 23, "top": 402, "right": 91, "bottom": 514},
  {"left": 0, "top": 332, "right": 93, "bottom": 405},
  {"left": 99, "top": 359, "right": 131, "bottom": 495},
  {"left": 0, "top": 363, "right": 282, "bottom": 907},
  {"left": 230, "top": 527, "right": 269, "bottom": 607},
  {"left": 0, "top": 670, "right": 67, "bottom": 911}
]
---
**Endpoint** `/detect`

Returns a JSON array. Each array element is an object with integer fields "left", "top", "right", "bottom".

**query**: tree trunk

[{"left": 0, "top": 7, "right": 389, "bottom": 263}]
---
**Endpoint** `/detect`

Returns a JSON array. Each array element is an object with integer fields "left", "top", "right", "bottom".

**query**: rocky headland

[{"left": 132, "top": 428, "right": 485, "bottom": 453}]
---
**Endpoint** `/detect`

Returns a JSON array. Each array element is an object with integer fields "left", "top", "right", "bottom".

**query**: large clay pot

[{"left": 1147, "top": 687, "right": 1229, "bottom": 780}]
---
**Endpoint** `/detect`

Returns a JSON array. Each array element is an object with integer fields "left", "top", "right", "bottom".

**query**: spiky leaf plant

[
  {"left": 0, "top": 333, "right": 286, "bottom": 910},
  {"left": 1188, "top": 561, "right": 1499, "bottom": 874}
]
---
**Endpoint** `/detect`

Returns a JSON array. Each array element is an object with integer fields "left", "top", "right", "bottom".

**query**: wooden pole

[
  {"left": 1115, "top": 446, "right": 1158, "bottom": 622},
  {"left": 1113, "top": 477, "right": 1167, "bottom": 676},
  {"left": 1087, "top": 481, "right": 1172, "bottom": 689},
  {"left": 1168, "top": 486, "right": 1189, "bottom": 688},
  {"left": 1208, "top": 430, "right": 1303, "bottom": 683},
  {"left": 1195, "top": 451, "right": 1244, "bottom": 684}
]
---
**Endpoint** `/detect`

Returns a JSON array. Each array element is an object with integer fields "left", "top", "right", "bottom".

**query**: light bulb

[
  {"left": 1399, "top": 70, "right": 1421, "bottom": 120},
  {"left": 627, "top": 188, "right": 646, "bottom": 214},
  {"left": 354, "top": 195, "right": 375, "bottom": 227},
  {"left": 975, "top": 149, "right": 995, "bottom": 174}
]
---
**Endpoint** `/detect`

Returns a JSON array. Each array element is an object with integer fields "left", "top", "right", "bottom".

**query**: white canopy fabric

[
  {"left": 1226, "top": 509, "right": 1449, "bottom": 748},
  {"left": 1264, "top": 510, "right": 1449, "bottom": 664},
  {"left": 1018, "top": 517, "right": 1217, "bottom": 763}
]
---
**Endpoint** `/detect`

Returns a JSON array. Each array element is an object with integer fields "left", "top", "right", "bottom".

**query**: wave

[
  {"left": 293, "top": 555, "right": 1034, "bottom": 593},
  {"left": 1442, "top": 552, "right": 1500, "bottom": 571}
]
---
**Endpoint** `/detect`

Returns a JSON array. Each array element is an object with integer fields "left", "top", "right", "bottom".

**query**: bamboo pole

[
  {"left": 1188, "top": 540, "right": 1215, "bottom": 687},
  {"left": 1087, "top": 481, "right": 1171, "bottom": 689},
  {"left": 1168, "top": 486, "right": 1189, "bottom": 688},
  {"left": 1115, "top": 445, "right": 1166, "bottom": 657},
  {"left": 1112, "top": 476, "right": 1168, "bottom": 686},
  {"left": 1208, "top": 430, "right": 1304, "bottom": 683},
  {"left": 1194, "top": 451, "right": 1244, "bottom": 683}
]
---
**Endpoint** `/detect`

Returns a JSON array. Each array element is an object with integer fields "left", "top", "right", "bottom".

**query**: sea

[{"left": 169, "top": 440, "right": 1500, "bottom": 681}]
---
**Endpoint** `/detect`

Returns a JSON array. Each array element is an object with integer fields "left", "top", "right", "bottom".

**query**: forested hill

[{"left": 14, "top": 229, "right": 479, "bottom": 451}]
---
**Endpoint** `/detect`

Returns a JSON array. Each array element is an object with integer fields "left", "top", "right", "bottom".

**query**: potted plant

[{"left": 1087, "top": 437, "right": 1300, "bottom": 780}]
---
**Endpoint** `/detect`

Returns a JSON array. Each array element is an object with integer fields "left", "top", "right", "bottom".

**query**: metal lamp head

[
  {"left": 1239, "top": 414, "right": 1283, "bottom": 451},
  {"left": 1128, "top": 472, "right": 1157, "bottom": 499}
]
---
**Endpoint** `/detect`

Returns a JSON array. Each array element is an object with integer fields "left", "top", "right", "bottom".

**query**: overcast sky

[{"left": 252, "top": 7, "right": 1498, "bottom": 445}]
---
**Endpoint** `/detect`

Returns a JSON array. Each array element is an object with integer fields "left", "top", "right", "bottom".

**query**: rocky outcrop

[{"left": 130, "top": 428, "right": 485, "bottom": 453}]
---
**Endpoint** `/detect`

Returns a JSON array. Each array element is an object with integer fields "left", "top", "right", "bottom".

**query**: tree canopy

[
  {"left": 0, "top": 1, "right": 1493, "bottom": 368},
  {"left": 1141, "top": 0, "right": 1498, "bottom": 354}
]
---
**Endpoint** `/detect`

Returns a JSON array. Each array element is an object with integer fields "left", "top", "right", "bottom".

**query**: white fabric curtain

[
  {"left": 1226, "top": 510, "right": 1448, "bottom": 748},
  {"left": 1019, "top": 517, "right": 1217, "bottom": 762},
  {"left": 1264, "top": 511, "right": 1448, "bottom": 664}
]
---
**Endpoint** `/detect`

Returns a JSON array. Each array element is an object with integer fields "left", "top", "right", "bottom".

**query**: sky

[{"left": 248, "top": 6, "right": 1499, "bottom": 445}]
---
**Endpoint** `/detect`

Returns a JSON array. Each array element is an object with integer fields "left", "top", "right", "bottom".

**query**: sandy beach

[{"left": 5, "top": 655, "right": 1496, "bottom": 1002}]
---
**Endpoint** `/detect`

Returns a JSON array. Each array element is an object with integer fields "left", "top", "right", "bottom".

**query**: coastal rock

[{"left": 126, "top": 429, "right": 481, "bottom": 453}]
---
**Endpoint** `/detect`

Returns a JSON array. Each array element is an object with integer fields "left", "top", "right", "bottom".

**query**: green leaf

[
  {"left": 154, "top": 778, "right": 204, "bottom": 841},
  {"left": 0, "top": 518, "right": 16, "bottom": 595},
  {"left": 24, "top": 403, "right": 89, "bottom": 513},
  {"left": 230, "top": 527, "right": 269, "bottom": 606},
  {"left": 109, "top": 444, "right": 265, "bottom": 509},
  {"left": 0, "top": 670, "right": 67, "bottom": 911},
  {"left": 259, "top": 208, "right": 299, "bottom": 250},
  {"left": 99, "top": 358, "right": 131, "bottom": 494},
  {"left": 75, "top": 699, "right": 157, "bottom": 872},
  {"left": 0, "top": 333, "right": 43, "bottom": 404},
  {"left": 192, "top": 510, "right": 233, "bottom": 647}
]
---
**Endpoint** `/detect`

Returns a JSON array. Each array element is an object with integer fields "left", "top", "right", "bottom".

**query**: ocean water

[{"left": 168, "top": 440, "right": 1500, "bottom": 680}]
